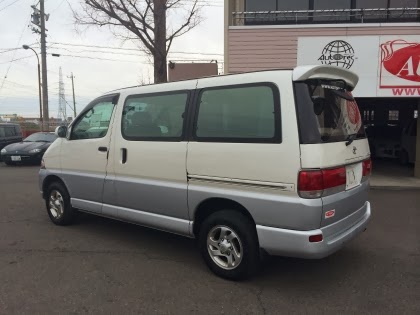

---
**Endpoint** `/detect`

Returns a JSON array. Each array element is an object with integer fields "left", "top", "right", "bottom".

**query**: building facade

[{"left": 224, "top": 0, "right": 420, "bottom": 178}]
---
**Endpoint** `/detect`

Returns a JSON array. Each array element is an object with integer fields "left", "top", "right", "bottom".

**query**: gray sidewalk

[{"left": 370, "top": 160, "right": 420, "bottom": 190}]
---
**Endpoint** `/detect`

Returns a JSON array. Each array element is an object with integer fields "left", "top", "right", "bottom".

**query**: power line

[
  {"left": 54, "top": 54, "right": 142, "bottom": 63},
  {"left": 50, "top": 0, "right": 65, "bottom": 13},
  {"left": 0, "top": 12, "right": 31, "bottom": 99},
  {"left": 0, "top": 55, "right": 33, "bottom": 65},
  {"left": 50, "top": 46, "right": 223, "bottom": 58},
  {"left": 0, "top": 0, "right": 22, "bottom": 12},
  {"left": 48, "top": 42, "right": 223, "bottom": 56},
  {"left": 179, "top": 0, "right": 223, "bottom": 7}
]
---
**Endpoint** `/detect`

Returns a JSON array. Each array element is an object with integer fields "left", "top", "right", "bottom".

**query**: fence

[
  {"left": 232, "top": 8, "right": 420, "bottom": 26},
  {"left": 17, "top": 122, "right": 68, "bottom": 137}
]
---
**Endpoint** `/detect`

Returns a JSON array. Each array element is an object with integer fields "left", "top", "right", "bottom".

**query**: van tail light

[
  {"left": 363, "top": 159, "right": 372, "bottom": 177},
  {"left": 40, "top": 158, "right": 46, "bottom": 169},
  {"left": 298, "top": 170, "right": 323, "bottom": 199},
  {"left": 298, "top": 167, "right": 346, "bottom": 199}
]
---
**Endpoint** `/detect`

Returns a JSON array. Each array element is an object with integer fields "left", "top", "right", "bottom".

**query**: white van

[{"left": 39, "top": 66, "right": 372, "bottom": 280}]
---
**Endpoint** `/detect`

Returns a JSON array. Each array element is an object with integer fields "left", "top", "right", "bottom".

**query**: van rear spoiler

[{"left": 292, "top": 65, "right": 359, "bottom": 90}]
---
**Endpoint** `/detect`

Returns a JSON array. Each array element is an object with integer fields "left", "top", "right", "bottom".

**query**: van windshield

[{"left": 294, "top": 80, "right": 365, "bottom": 144}]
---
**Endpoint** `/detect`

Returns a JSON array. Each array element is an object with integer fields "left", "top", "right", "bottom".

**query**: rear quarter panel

[{"left": 188, "top": 71, "right": 323, "bottom": 231}]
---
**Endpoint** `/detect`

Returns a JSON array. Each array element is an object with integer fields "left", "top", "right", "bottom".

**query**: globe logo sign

[{"left": 318, "top": 40, "right": 356, "bottom": 69}]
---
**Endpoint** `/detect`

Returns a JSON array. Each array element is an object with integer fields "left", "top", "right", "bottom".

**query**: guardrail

[{"left": 232, "top": 8, "right": 420, "bottom": 26}]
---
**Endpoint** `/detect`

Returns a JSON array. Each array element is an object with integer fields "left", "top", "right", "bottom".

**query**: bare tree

[{"left": 74, "top": 0, "right": 201, "bottom": 83}]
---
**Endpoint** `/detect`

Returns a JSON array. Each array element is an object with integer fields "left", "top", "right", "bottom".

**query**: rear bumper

[{"left": 257, "top": 201, "right": 371, "bottom": 259}]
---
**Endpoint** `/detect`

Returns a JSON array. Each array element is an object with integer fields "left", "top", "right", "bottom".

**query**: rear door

[{"left": 294, "top": 76, "right": 370, "bottom": 227}]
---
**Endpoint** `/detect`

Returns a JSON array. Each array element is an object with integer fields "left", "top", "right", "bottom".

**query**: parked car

[
  {"left": 39, "top": 65, "right": 371, "bottom": 280},
  {"left": 400, "top": 118, "right": 417, "bottom": 165},
  {"left": 0, "top": 123, "right": 23, "bottom": 161},
  {"left": 1, "top": 132, "right": 57, "bottom": 165},
  {"left": 365, "top": 125, "right": 402, "bottom": 160}
]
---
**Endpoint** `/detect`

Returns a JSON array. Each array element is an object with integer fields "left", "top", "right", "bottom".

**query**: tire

[
  {"left": 46, "top": 182, "right": 75, "bottom": 226},
  {"left": 400, "top": 150, "right": 409, "bottom": 166},
  {"left": 198, "top": 210, "right": 259, "bottom": 280}
]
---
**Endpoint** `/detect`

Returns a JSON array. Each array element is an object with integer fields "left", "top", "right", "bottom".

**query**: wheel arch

[
  {"left": 42, "top": 175, "right": 68, "bottom": 199},
  {"left": 192, "top": 197, "right": 256, "bottom": 237}
]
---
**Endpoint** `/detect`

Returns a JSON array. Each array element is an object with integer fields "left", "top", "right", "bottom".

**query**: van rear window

[{"left": 294, "top": 80, "right": 365, "bottom": 144}]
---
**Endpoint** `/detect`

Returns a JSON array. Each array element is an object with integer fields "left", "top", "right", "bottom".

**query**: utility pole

[
  {"left": 68, "top": 73, "right": 76, "bottom": 118},
  {"left": 40, "top": 0, "right": 49, "bottom": 131}
]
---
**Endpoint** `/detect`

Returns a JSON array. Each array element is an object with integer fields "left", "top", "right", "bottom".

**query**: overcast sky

[{"left": 0, "top": 0, "right": 223, "bottom": 118}]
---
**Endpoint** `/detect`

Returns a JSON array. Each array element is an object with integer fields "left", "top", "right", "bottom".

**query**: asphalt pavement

[{"left": 0, "top": 164, "right": 419, "bottom": 314}]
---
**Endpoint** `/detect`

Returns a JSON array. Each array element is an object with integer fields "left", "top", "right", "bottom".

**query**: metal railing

[{"left": 232, "top": 8, "right": 420, "bottom": 26}]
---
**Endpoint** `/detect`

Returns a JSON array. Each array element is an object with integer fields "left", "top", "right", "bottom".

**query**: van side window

[
  {"left": 194, "top": 84, "right": 281, "bottom": 143},
  {"left": 122, "top": 92, "right": 188, "bottom": 140},
  {"left": 71, "top": 102, "right": 115, "bottom": 140}
]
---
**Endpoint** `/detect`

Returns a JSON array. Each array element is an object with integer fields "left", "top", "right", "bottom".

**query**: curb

[{"left": 370, "top": 185, "right": 420, "bottom": 191}]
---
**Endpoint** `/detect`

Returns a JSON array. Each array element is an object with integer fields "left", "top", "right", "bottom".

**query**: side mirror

[{"left": 55, "top": 125, "right": 68, "bottom": 138}]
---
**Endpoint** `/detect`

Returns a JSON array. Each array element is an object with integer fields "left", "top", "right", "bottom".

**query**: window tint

[
  {"left": 276, "top": 0, "right": 310, "bottom": 10},
  {"left": 389, "top": 0, "right": 418, "bottom": 7},
  {"left": 195, "top": 85, "right": 279, "bottom": 142},
  {"left": 246, "top": 0, "right": 276, "bottom": 11},
  {"left": 277, "top": 0, "right": 310, "bottom": 21},
  {"left": 122, "top": 92, "right": 188, "bottom": 140},
  {"left": 294, "top": 81, "right": 365, "bottom": 144},
  {"left": 314, "top": 0, "right": 351, "bottom": 21},
  {"left": 0, "top": 127, "right": 5, "bottom": 138},
  {"left": 355, "top": 0, "right": 388, "bottom": 8},
  {"left": 389, "top": 0, "right": 418, "bottom": 19},
  {"left": 71, "top": 101, "right": 115, "bottom": 140},
  {"left": 356, "top": 0, "right": 388, "bottom": 19}
]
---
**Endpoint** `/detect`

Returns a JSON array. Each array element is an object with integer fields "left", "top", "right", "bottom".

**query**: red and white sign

[
  {"left": 342, "top": 96, "right": 362, "bottom": 134},
  {"left": 298, "top": 35, "right": 420, "bottom": 97},
  {"left": 379, "top": 39, "right": 420, "bottom": 96}
]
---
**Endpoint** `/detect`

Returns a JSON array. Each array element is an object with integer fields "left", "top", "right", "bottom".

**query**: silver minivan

[{"left": 39, "top": 66, "right": 371, "bottom": 280}]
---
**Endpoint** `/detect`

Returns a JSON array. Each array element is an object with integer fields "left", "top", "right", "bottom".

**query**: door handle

[
  {"left": 121, "top": 148, "right": 127, "bottom": 164},
  {"left": 98, "top": 146, "right": 108, "bottom": 152}
]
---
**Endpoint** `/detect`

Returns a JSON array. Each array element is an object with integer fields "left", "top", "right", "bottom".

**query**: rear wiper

[
  {"left": 345, "top": 134, "right": 357, "bottom": 146},
  {"left": 35, "top": 140, "right": 48, "bottom": 142}
]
